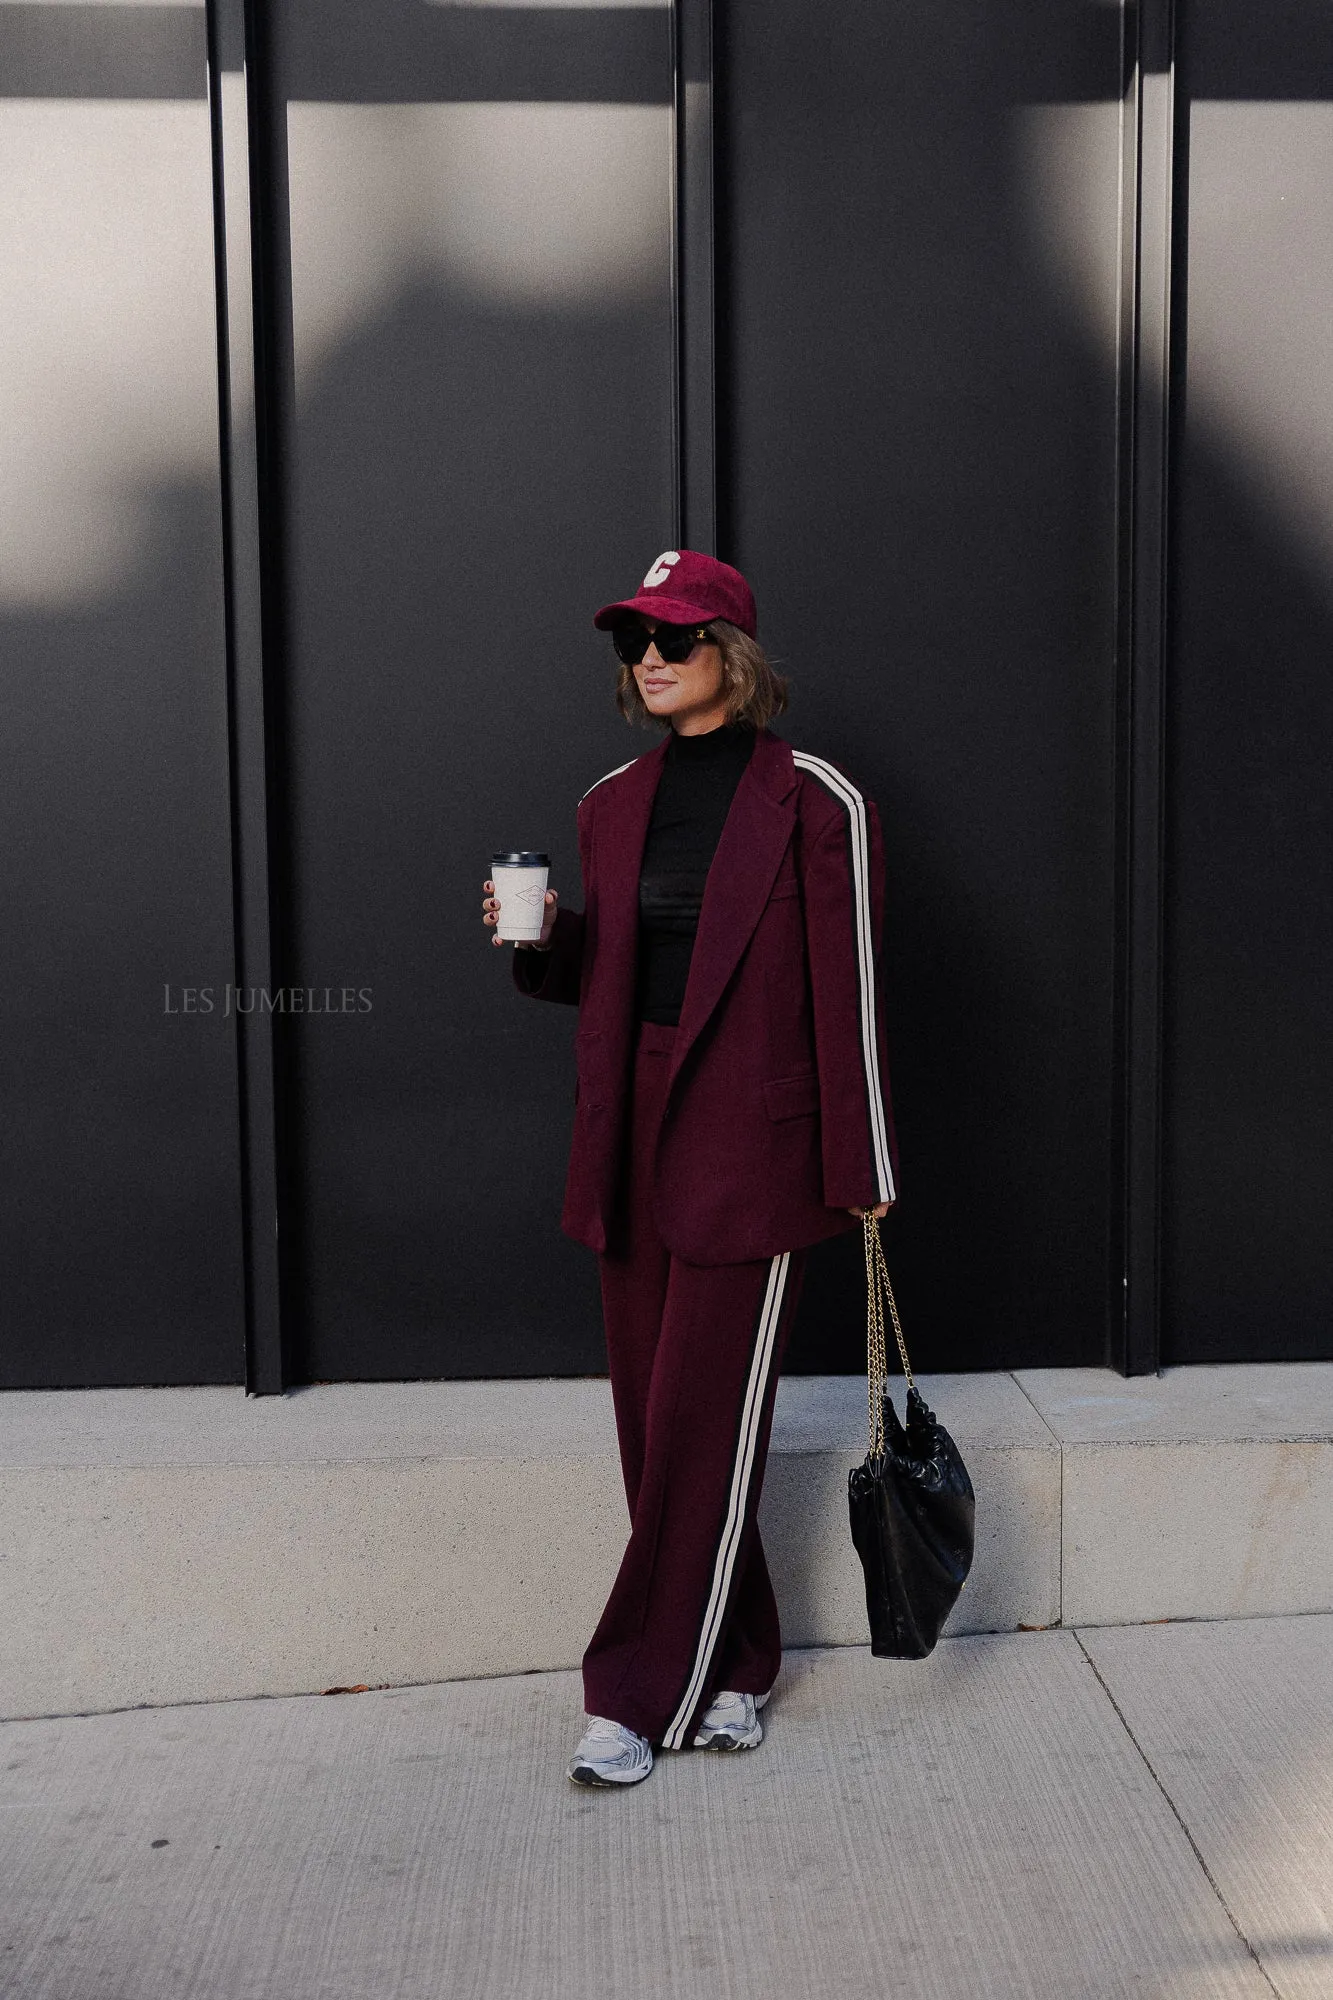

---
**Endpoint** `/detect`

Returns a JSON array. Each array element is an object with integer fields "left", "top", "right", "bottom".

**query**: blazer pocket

[{"left": 764, "top": 1071, "right": 820, "bottom": 1121}]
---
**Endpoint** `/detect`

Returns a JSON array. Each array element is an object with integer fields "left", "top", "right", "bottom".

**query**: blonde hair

[{"left": 615, "top": 619, "right": 790, "bottom": 730}]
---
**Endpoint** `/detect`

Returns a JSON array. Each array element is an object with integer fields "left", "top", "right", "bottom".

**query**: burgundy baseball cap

[{"left": 593, "top": 549, "right": 757, "bottom": 639}]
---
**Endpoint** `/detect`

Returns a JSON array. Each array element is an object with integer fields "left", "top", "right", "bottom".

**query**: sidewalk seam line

[
  {"left": 1006, "top": 1372, "right": 1064, "bottom": 1447},
  {"left": 1072, "top": 1631, "right": 1284, "bottom": 2000}
]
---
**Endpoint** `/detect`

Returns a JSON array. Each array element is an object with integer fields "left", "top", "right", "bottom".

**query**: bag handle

[{"left": 863, "top": 1211, "right": 915, "bottom": 1459}]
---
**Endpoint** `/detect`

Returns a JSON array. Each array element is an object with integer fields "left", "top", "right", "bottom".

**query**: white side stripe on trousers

[
  {"left": 661, "top": 1251, "right": 791, "bottom": 1751},
  {"left": 791, "top": 752, "right": 896, "bottom": 1204}
]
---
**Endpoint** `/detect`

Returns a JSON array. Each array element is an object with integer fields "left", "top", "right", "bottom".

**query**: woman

[{"left": 482, "top": 549, "right": 897, "bottom": 1787}]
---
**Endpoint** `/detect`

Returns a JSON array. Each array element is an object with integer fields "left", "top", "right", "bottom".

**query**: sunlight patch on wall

[
  {"left": 1184, "top": 101, "right": 1333, "bottom": 572},
  {"left": 1018, "top": 99, "right": 1333, "bottom": 578},
  {"left": 426, "top": 0, "right": 666, "bottom": 8},
  {"left": 0, "top": 95, "right": 671, "bottom": 609},
  {"left": 0, "top": 0, "right": 203, "bottom": 8},
  {"left": 1014, "top": 103, "right": 1122, "bottom": 369},
  {"left": 286, "top": 101, "right": 672, "bottom": 395},
  {"left": 0, "top": 101, "right": 219, "bottom": 609}
]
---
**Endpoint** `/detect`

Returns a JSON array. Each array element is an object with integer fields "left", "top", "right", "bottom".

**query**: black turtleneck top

[{"left": 636, "top": 721, "right": 757, "bottom": 1025}]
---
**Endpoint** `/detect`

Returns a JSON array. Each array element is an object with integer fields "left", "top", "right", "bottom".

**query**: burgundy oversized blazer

[{"left": 513, "top": 726, "right": 899, "bottom": 1266}]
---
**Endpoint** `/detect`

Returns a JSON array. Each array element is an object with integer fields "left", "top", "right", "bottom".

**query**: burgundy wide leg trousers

[{"left": 583, "top": 1021, "right": 807, "bottom": 1748}]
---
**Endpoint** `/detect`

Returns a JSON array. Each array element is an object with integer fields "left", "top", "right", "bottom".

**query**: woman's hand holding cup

[{"left": 482, "top": 879, "right": 559, "bottom": 950}]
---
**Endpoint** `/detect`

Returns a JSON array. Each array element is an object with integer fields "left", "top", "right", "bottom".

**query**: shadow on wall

[
  {"left": 719, "top": 0, "right": 1333, "bottom": 1373},
  {"left": 0, "top": 473, "right": 244, "bottom": 1386},
  {"left": 720, "top": 0, "right": 1124, "bottom": 1371},
  {"left": 277, "top": 272, "right": 678, "bottom": 1382},
  {"left": 275, "top": 0, "right": 1133, "bottom": 1380}
]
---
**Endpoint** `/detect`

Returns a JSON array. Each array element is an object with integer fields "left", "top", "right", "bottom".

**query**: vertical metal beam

[
  {"left": 1111, "top": 0, "right": 1179, "bottom": 1374},
  {"left": 206, "top": 0, "right": 288, "bottom": 1393},
  {"left": 673, "top": 0, "right": 716, "bottom": 553}
]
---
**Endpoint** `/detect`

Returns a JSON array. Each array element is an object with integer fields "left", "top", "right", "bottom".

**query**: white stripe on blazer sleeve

[{"left": 793, "top": 752, "right": 897, "bottom": 1207}]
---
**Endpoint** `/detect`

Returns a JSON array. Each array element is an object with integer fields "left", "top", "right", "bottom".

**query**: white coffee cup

[{"left": 491, "top": 851, "right": 550, "bottom": 942}]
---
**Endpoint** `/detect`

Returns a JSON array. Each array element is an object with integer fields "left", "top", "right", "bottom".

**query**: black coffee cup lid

[{"left": 492, "top": 851, "right": 549, "bottom": 866}]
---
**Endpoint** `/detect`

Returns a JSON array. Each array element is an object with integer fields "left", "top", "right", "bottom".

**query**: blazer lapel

[
  {"left": 584, "top": 734, "right": 668, "bottom": 1044},
  {"left": 669, "top": 729, "right": 797, "bottom": 1087}
]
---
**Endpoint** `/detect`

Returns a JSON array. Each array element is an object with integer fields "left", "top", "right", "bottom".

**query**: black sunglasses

[{"left": 611, "top": 618, "right": 712, "bottom": 667}]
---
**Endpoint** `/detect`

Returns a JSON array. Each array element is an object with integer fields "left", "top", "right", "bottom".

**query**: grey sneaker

[
  {"left": 692, "top": 1689, "right": 770, "bottom": 1751},
  {"left": 567, "top": 1716, "right": 654, "bottom": 1788}
]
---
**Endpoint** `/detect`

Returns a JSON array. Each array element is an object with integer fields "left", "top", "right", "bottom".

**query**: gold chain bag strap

[
  {"left": 848, "top": 1212, "right": 976, "bottom": 1657},
  {"left": 862, "top": 1210, "right": 914, "bottom": 1460}
]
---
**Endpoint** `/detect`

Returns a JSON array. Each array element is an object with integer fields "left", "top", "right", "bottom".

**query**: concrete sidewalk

[{"left": 3, "top": 1617, "right": 1331, "bottom": 2000}]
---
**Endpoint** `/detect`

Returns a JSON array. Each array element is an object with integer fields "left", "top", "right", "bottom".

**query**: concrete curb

[{"left": 2, "top": 1364, "right": 1331, "bottom": 1718}]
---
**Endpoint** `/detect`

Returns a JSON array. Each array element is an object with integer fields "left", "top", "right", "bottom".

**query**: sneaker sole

[
  {"left": 567, "top": 1760, "right": 652, "bottom": 1788},
  {"left": 694, "top": 1728, "right": 762, "bottom": 1751}
]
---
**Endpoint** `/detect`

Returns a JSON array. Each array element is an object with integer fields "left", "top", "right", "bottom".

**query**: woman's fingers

[{"left": 484, "top": 881, "right": 557, "bottom": 949}]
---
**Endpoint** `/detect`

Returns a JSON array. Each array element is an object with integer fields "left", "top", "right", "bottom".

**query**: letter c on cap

[{"left": 642, "top": 550, "right": 681, "bottom": 589}]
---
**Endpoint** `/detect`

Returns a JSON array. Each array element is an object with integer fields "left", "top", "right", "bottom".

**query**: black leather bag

[{"left": 847, "top": 1214, "right": 975, "bottom": 1658}]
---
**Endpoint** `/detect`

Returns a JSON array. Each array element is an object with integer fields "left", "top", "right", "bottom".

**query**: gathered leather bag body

[{"left": 847, "top": 1214, "right": 976, "bottom": 1659}]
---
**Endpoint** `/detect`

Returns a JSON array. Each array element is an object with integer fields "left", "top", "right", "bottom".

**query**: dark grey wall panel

[
  {"left": 8, "top": 0, "right": 1327, "bottom": 1387},
  {"left": 718, "top": 0, "right": 1124, "bottom": 1371},
  {"left": 0, "top": 94, "right": 242, "bottom": 1385},
  {"left": 1163, "top": 0, "right": 1333, "bottom": 1363},
  {"left": 269, "top": 54, "right": 678, "bottom": 1377}
]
